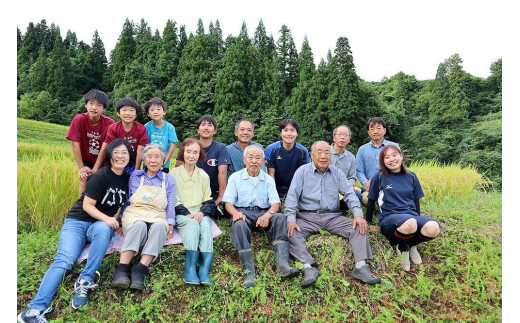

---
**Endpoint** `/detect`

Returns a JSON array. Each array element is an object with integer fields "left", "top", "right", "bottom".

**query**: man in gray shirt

[
  {"left": 330, "top": 125, "right": 363, "bottom": 205},
  {"left": 285, "top": 141, "right": 381, "bottom": 287}
]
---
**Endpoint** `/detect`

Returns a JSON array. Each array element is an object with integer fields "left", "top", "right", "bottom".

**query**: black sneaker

[{"left": 17, "top": 307, "right": 52, "bottom": 323}]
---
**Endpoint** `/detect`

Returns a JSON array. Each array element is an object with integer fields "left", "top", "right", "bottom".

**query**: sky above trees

[{"left": 13, "top": 0, "right": 504, "bottom": 82}]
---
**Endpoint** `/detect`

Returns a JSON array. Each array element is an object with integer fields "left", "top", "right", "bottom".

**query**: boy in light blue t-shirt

[{"left": 143, "top": 98, "right": 179, "bottom": 173}]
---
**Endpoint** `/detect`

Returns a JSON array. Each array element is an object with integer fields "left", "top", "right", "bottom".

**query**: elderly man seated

[
  {"left": 222, "top": 145, "right": 299, "bottom": 287},
  {"left": 286, "top": 141, "right": 381, "bottom": 287}
]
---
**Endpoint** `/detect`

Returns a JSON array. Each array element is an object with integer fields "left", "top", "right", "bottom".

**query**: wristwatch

[
  {"left": 168, "top": 230, "right": 173, "bottom": 234},
  {"left": 268, "top": 210, "right": 275, "bottom": 216}
]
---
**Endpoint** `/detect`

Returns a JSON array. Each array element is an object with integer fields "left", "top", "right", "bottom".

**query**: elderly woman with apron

[{"left": 112, "top": 143, "right": 176, "bottom": 290}]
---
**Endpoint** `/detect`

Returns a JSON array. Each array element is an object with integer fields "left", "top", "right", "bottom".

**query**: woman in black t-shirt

[{"left": 18, "top": 139, "right": 133, "bottom": 323}]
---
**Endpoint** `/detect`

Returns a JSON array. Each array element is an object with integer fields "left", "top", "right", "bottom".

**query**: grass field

[{"left": 16, "top": 118, "right": 502, "bottom": 322}]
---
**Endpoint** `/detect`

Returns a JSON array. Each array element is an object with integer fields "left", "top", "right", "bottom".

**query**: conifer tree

[
  {"left": 63, "top": 30, "right": 78, "bottom": 57},
  {"left": 171, "top": 20, "right": 221, "bottom": 138},
  {"left": 276, "top": 25, "right": 299, "bottom": 97},
  {"left": 17, "top": 27, "right": 22, "bottom": 51},
  {"left": 178, "top": 25, "right": 188, "bottom": 57},
  {"left": 109, "top": 19, "right": 136, "bottom": 88},
  {"left": 289, "top": 36, "right": 320, "bottom": 147},
  {"left": 214, "top": 22, "right": 259, "bottom": 143},
  {"left": 253, "top": 20, "right": 275, "bottom": 60},
  {"left": 28, "top": 44, "right": 49, "bottom": 92},
  {"left": 46, "top": 34, "right": 75, "bottom": 102},
  {"left": 254, "top": 57, "right": 285, "bottom": 145},
  {"left": 156, "top": 20, "right": 179, "bottom": 89},
  {"left": 88, "top": 30, "right": 108, "bottom": 91}
]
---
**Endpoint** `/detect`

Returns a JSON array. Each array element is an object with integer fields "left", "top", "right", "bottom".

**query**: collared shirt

[
  {"left": 226, "top": 141, "right": 266, "bottom": 175},
  {"left": 330, "top": 144, "right": 357, "bottom": 185},
  {"left": 171, "top": 165, "right": 212, "bottom": 215},
  {"left": 222, "top": 168, "right": 280, "bottom": 209},
  {"left": 126, "top": 169, "right": 176, "bottom": 225},
  {"left": 284, "top": 163, "right": 363, "bottom": 223},
  {"left": 356, "top": 139, "right": 400, "bottom": 187}
]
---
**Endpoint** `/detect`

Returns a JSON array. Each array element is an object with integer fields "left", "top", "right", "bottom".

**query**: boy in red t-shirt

[
  {"left": 66, "top": 89, "right": 115, "bottom": 197},
  {"left": 92, "top": 97, "right": 148, "bottom": 174}
]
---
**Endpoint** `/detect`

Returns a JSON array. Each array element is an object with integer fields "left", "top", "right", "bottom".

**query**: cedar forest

[{"left": 16, "top": 18, "right": 502, "bottom": 188}]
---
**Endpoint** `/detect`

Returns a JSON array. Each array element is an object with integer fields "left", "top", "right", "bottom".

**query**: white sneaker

[
  {"left": 410, "top": 246, "right": 422, "bottom": 264},
  {"left": 396, "top": 245, "right": 410, "bottom": 271}
]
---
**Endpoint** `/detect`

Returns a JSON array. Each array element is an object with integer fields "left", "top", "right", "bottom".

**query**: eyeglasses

[
  {"left": 113, "top": 151, "right": 129, "bottom": 157},
  {"left": 335, "top": 133, "right": 350, "bottom": 138}
]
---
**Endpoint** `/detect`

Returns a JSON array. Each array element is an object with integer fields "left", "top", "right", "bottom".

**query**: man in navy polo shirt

[
  {"left": 177, "top": 115, "right": 231, "bottom": 219},
  {"left": 265, "top": 119, "right": 310, "bottom": 200}
]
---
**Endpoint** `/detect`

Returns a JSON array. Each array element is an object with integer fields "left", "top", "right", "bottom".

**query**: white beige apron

[{"left": 122, "top": 175, "right": 168, "bottom": 230}]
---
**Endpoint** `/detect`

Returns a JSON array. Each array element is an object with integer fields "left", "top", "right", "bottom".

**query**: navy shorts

[{"left": 379, "top": 213, "right": 438, "bottom": 242}]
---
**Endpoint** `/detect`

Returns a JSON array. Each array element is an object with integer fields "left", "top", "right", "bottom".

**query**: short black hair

[
  {"left": 143, "top": 98, "right": 167, "bottom": 114},
  {"left": 235, "top": 119, "right": 255, "bottom": 131},
  {"left": 105, "top": 138, "right": 135, "bottom": 167},
  {"left": 84, "top": 89, "right": 109, "bottom": 109},
  {"left": 196, "top": 115, "right": 217, "bottom": 130},
  {"left": 115, "top": 97, "right": 140, "bottom": 113},
  {"left": 366, "top": 117, "right": 387, "bottom": 130},
  {"left": 279, "top": 119, "right": 299, "bottom": 133}
]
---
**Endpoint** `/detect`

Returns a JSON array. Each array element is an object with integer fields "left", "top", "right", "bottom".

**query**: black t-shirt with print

[{"left": 66, "top": 166, "right": 130, "bottom": 222}]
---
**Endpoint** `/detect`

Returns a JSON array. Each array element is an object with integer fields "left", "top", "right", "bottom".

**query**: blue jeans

[{"left": 27, "top": 218, "right": 114, "bottom": 310}]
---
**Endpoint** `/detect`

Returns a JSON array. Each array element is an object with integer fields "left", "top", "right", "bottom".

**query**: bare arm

[
  {"left": 71, "top": 141, "right": 91, "bottom": 181},
  {"left": 92, "top": 142, "right": 108, "bottom": 173},
  {"left": 267, "top": 167, "right": 275, "bottom": 180},
  {"left": 215, "top": 164, "right": 228, "bottom": 205},
  {"left": 83, "top": 195, "right": 119, "bottom": 229},
  {"left": 135, "top": 145, "right": 144, "bottom": 170},
  {"left": 164, "top": 143, "right": 176, "bottom": 166},
  {"left": 224, "top": 203, "right": 246, "bottom": 222}
]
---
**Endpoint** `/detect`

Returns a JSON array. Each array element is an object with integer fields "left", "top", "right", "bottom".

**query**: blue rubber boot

[
  {"left": 184, "top": 250, "right": 200, "bottom": 285},
  {"left": 198, "top": 252, "right": 215, "bottom": 286}
]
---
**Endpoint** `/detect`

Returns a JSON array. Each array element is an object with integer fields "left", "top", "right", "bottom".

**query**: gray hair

[
  {"left": 243, "top": 144, "right": 264, "bottom": 159},
  {"left": 332, "top": 125, "right": 352, "bottom": 137},
  {"left": 310, "top": 140, "right": 330, "bottom": 153},
  {"left": 141, "top": 143, "right": 167, "bottom": 161},
  {"left": 235, "top": 119, "right": 255, "bottom": 131}
]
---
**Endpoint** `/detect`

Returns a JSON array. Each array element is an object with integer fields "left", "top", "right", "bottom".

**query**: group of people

[{"left": 18, "top": 89, "right": 441, "bottom": 323}]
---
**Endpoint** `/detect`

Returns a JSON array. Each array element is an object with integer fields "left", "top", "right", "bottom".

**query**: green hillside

[
  {"left": 17, "top": 118, "right": 69, "bottom": 147},
  {"left": 17, "top": 119, "right": 502, "bottom": 322}
]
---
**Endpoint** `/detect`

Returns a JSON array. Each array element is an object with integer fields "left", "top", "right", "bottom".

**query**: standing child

[
  {"left": 92, "top": 97, "right": 148, "bottom": 174},
  {"left": 143, "top": 98, "right": 179, "bottom": 173},
  {"left": 66, "top": 89, "right": 115, "bottom": 197}
]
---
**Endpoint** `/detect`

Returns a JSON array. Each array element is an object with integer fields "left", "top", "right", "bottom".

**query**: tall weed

[
  {"left": 17, "top": 155, "right": 78, "bottom": 232},
  {"left": 409, "top": 160, "right": 490, "bottom": 201},
  {"left": 18, "top": 142, "right": 72, "bottom": 162}
]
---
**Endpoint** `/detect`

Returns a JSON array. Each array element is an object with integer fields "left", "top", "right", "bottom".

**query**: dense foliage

[{"left": 17, "top": 19, "right": 502, "bottom": 188}]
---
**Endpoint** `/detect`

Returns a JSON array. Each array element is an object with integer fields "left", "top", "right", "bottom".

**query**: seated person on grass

[
  {"left": 366, "top": 145, "right": 440, "bottom": 272},
  {"left": 112, "top": 144, "right": 176, "bottom": 291},
  {"left": 286, "top": 141, "right": 381, "bottom": 288},
  {"left": 172, "top": 138, "right": 219, "bottom": 286},
  {"left": 223, "top": 145, "right": 299, "bottom": 288},
  {"left": 18, "top": 139, "right": 133, "bottom": 323}
]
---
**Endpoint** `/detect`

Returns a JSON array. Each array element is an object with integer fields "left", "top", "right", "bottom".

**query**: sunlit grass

[{"left": 409, "top": 160, "right": 491, "bottom": 201}]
